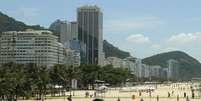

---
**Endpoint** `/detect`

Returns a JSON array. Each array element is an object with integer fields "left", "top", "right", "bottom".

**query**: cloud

[
  {"left": 151, "top": 44, "right": 161, "bottom": 49},
  {"left": 162, "top": 47, "right": 178, "bottom": 52},
  {"left": 167, "top": 32, "right": 201, "bottom": 44},
  {"left": 105, "top": 16, "right": 164, "bottom": 33},
  {"left": 126, "top": 34, "right": 151, "bottom": 44}
]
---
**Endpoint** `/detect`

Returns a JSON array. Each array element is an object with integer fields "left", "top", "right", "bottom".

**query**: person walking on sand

[
  {"left": 117, "top": 97, "right": 120, "bottom": 101},
  {"left": 157, "top": 95, "right": 159, "bottom": 101},
  {"left": 186, "top": 96, "right": 190, "bottom": 101},
  {"left": 177, "top": 95, "right": 179, "bottom": 101},
  {"left": 184, "top": 92, "right": 186, "bottom": 98},
  {"left": 67, "top": 95, "right": 72, "bottom": 101},
  {"left": 168, "top": 92, "right": 170, "bottom": 97}
]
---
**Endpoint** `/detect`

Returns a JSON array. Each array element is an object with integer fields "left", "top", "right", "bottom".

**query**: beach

[{"left": 19, "top": 83, "right": 201, "bottom": 101}]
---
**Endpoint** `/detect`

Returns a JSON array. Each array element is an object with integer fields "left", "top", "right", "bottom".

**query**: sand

[{"left": 19, "top": 83, "right": 201, "bottom": 101}]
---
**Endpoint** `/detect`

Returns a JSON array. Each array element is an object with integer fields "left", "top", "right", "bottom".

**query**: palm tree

[
  {"left": 49, "top": 64, "right": 67, "bottom": 96},
  {"left": 36, "top": 66, "right": 49, "bottom": 100},
  {"left": 0, "top": 62, "right": 26, "bottom": 101}
]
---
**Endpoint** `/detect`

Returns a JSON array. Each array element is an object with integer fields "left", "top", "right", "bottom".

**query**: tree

[
  {"left": 0, "top": 62, "right": 27, "bottom": 101},
  {"left": 36, "top": 66, "right": 49, "bottom": 100},
  {"left": 79, "top": 65, "right": 101, "bottom": 89}
]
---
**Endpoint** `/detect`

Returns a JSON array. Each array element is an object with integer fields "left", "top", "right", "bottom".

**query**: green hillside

[
  {"left": 103, "top": 40, "right": 130, "bottom": 59},
  {"left": 0, "top": 11, "right": 44, "bottom": 32},
  {"left": 142, "top": 51, "right": 201, "bottom": 80}
]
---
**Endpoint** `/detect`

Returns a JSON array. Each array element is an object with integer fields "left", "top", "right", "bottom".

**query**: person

[
  {"left": 177, "top": 95, "right": 179, "bottom": 101},
  {"left": 67, "top": 95, "right": 72, "bottom": 101},
  {"left": 186, "top": 96, "right": 189, "bottom": 101},
  {"left": 172, "top": 91, "right": 174, "bottom": 96},
  {"left": 117, "top": 97, "right": 121, "bottom": 101},
  {"left": 168, "top": 92, "right": 170, "bottom": 97},
  {"left": 157, "top": 95, "right": 159, "bottom": 101},
  {"left": 184, "top": 92, "right": 186, "bottom": 98},
  {"left": 149, "top": 90, "right": 152, "bottom": 97},
  {"left": 192, "top": 92, "right": 194, "bottom": 99},
  {"left": 94, "top": 92, "right": 96, "bottom": 98},
  {"left": 140, "top": 98, "right": 144, "bottom": 101},
  {"left": 139, "top": 91, "right": 142, "bottom": 96},
  {"left": 85, "top": 92, "right": 89, "bottom": 98}
]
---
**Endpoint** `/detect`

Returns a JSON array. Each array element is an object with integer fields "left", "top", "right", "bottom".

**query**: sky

[{"left": 1, "top": 0, "right": 201, "bottom": 61}]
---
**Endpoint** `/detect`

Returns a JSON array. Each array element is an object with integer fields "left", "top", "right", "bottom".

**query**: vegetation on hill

[
  {"left": 0, "top": 11, "right": 44, "bottom": 32},
  {"left": 142, "top": 51, "right": 201, "bottom": 80},
  {"left": 103, "top": 40, "right": 130, "bottom": 59}
]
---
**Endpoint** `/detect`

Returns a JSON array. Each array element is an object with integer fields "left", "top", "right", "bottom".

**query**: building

[
  {"left": 64, "top": 40, "right": 81, "bottom": 67},
  {"left": 135, "top": 59, "right": 142, "bottom": 78},
  {"left": 141, "top": 64, "right": 150, "bottom": 78},
  {"left": 149, "top": 65, "right": 162, "bottom": 78},
  {"left": 161, "top": 68, "right": 168, "bottom": 79},
  {"left": 104, "top": 57, "right": 136, "bottom": 74},
  {"left": 104, "top": 57, "right": 123, "bottom": 68},
  {"left": 122, "top": 58, "right": 136, "bottom": 74},
  {"left": 167, "top": 59, "right": 179, "bottom": 80},
  {"left": 60, "top": 21, "right": 78, "bottom": 46},
  {"left": 0, "top": 30, "right": 64, "bottom": 67},
  {"left": 77, "top": 5, "right": 103, "bottom": 65}
]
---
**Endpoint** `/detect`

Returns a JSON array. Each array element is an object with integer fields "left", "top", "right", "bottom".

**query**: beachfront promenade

[{"left": 19, "top": 83, "right": 201, "bottom": 101}]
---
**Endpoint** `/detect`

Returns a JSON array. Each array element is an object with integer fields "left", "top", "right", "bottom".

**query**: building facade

[
  {"left": 149, "top": 65, "right": 162, "bottom": 78},
  {"left": 135, "top": 59, "right": 142, "bottom": 78},
  {"left": 77, "top": 5, "right": 103, "bottom": 65},
  {"left": 64, "top": 40, "right": 81, "bottom": 67},
  {"left": 0, "top": 30, "right": 64, "bottom": 67},
  {"left": 104, "top": 57, "right": 123, "bottom": 68},
  {"left": 122, "top": 58, "right": 136, "bottom": 74},
  {"left": 167, "top": 59, "right": 179, "bottom": 80},
  {"left": 60, "top": 21, "right": 78, "bottom": 47}
]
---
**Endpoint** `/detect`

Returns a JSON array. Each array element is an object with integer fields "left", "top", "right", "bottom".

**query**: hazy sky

[{"left": 1, "top": 0, "right": 201, "bottom": 61}]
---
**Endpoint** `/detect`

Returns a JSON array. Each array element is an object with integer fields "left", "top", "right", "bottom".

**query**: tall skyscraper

[
  {"left": 77, "top": 5, "right": 103, "bottom": 65},
  {"left": 60, "top": 21, "right": 78, "bottom": 47}
]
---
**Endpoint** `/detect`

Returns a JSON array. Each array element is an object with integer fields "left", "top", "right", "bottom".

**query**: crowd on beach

[{"left": 63, "top": 83, "right": 200, "bottom": 101}]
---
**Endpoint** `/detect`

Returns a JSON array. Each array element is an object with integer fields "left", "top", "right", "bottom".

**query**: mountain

[
  {"left": 0, "top": 11, "right": 44, "bottom": 32},
  {"left": 142, "top": 51, "right": 201, "bottom": 80},
  {"left": 49, "top": 19, "right": 62, "bottom": 33},
  {"left": 49, "top": 20, "right": 131, "bottom": 59},
  {"left": 103, "top": 40, "right": 130, "bottom": 59}
]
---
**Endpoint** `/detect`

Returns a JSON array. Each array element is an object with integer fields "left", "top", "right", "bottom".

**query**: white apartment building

[
  {"left": 149, "top": 65, "right": 162, "bottom": 78},
  {"left": 167, "top": 59, "right": 179, "bottom": 80},
  {"left": 122, "top": 59, "right": 136, "bottom": 74},
  {"left": 104, "top": 57, "right": 136, "bottom": 75},
  {"left": 141, "top": 64, "right": 150, "bottom": 78},
  {"left": 135, "top": 59, "right": 142, "bottom": 78},
  {"left": 0, "top": 30, "right": 64, "bottom": 67},
  {"left": 104, "top": 57, "right": 123, "bottom": 68}
]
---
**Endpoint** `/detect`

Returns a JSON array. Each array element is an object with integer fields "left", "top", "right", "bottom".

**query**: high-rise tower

[{"left": 77, "top": 5, "right": 103, "bottom": 65}]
